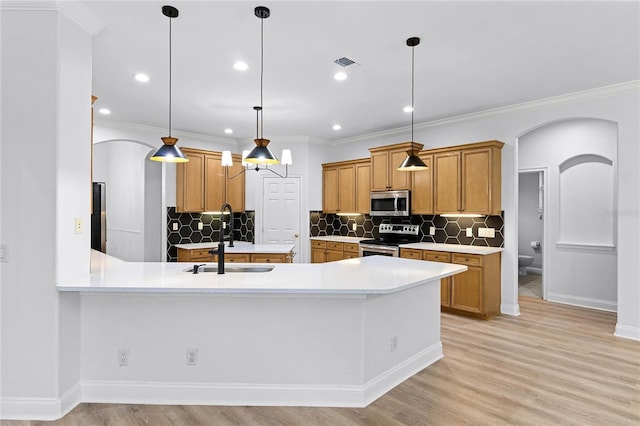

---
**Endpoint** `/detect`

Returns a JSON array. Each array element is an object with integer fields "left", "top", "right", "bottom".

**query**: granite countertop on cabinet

[
  {"left": 309, "top": 236, "right": 365, "bottom": 243},
  {"left": 399, "top": 243, "right": 503, "bottom": 255},
  {"left": 175, "top": 241, "right": 294, "bottom": 254}
]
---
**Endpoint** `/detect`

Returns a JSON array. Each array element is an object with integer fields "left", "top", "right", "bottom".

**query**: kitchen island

[{"left": 58, "top": 251, "right": 466, "bottom": 407}]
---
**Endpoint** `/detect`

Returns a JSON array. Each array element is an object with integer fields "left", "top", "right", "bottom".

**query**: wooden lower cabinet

[
  {"left": 399, "top": 248, "right": 501, "bottom": 319},
  {"left": 311, "top": 239, "right": 360, "bottom": 263},
  {"left": 177, "top": 248, "right": 292, "bottom": 264}
]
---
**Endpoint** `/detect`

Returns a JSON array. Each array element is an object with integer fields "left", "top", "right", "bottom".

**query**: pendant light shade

[
  {"left": 397, "top": 36, "right": 427, "bottom": 171},
  {"left": 150, "top": 5, "right": 188, "bottom": 163}
]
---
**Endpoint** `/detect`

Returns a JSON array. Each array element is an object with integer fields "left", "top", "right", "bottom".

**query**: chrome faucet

[{"left": 208, "top": 204, "right": 234, "bottom": 274}]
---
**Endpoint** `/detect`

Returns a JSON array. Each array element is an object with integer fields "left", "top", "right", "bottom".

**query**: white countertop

[
  {"left": 310, "top": 236, "right": 365, "bottom": 243},
  {"left": 57, "top": 250, "right": 467, "bottom": 295},
  {"left": 175, "top": 241, "right": 294, "bottom": 254},
  {"left": 398, "top": 242, "right": 503, "bottom": 255}
]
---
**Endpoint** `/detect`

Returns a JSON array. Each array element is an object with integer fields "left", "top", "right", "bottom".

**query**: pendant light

[
  {"left": 244, "top": 6, "right": 279, "bottom": 165},
  {"left": 398, "top": 37, "right": 428, "bottom": 171},
  {"left": 150, "top": 5, "right": 188, "bottom": 163}
]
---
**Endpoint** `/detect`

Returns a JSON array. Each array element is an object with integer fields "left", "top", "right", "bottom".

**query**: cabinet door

[
  {"left": 355, "top": 162, "right": 371, "bottom": 214},
  {"left": 326, "top": 250, "right": 344, "bottom": 262},
  {"left": 371, "top": 151, "right": 390, "bottom": 191},
  {"left": 441, "top": 277, "right": 451, "bottom": 307},
  {"left": 411, "top": 153, "right": 433, "bottom": 214},
  {"left": 451, "top": 266, "right": 483, "bottom": 314},
  {"left": 226, "top": 153, "right": 245, "bottom": 212},
  {"left": 389, "top": 149, "right": 411, "bottom": 190},
  {"left": 177, "top": 150, "right": 205, "bottom": 212},
  {"left": 462, "top": 148, "right": 491, "bottom": 214},
  {"left": 204, "top": 153, "right": 225, "bottom": 212},
  {"left": 311, "top": 248, "right": 326, "bottom": 263},
  {"left": 323, "top": 167, "right": 339, "bottom": 213},
  {"left": 338, "top": 165, "right": 355, "bottom": 213},
  {"left": 434, "top": 152, "right": 460, "bottom": 213}
]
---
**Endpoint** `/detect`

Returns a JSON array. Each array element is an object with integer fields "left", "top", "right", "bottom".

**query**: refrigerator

[{"left": 91, "top": 182, "right": 107, "bottom": 253}]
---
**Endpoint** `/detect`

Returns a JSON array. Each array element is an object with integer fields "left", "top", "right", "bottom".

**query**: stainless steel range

[{"left": 359, "top": 224, "right": 420, "bottom": 257}]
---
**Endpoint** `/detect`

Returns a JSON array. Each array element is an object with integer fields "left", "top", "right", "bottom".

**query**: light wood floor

[{"left": 3, "top": 297, "right": 639, "bottom": 425}]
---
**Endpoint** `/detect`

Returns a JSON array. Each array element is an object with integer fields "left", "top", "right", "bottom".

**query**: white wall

[
  {"left": 518, "top": 172, "right": 543, "bottom": 269},
  {"left": 1, "top": 6, "right": 93, "bottom": 419},
  {"left": 520, "top": 119, "right": 617, "bottom": 309}
]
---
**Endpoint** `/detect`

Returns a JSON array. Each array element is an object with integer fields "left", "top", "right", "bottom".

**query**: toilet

[{"left": 518, "top": 255, "right": 534, "bottom": 275}]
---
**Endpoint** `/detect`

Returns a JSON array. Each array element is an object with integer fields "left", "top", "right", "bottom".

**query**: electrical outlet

[
  {"left": 186, "top": 348, "right": 198, "bottom": 365},
  {"left": 75, "top": 218, "right": 83, "bottom": 234},
  {"left": 429, "top": 226, "right": 435, "bottom": 236},
  {"left": 172, "top": 222, "right": 178, "bottom": 231},
  {"left": 485, "top": 227, "right": 495, "bottom": 238},
  {"left": 198, "top": 222, "right": 203, "bottom": 230},
  {"left": 352, "top": 223, "right": 357, "bottom": 231},
  {"left": 118, "top": 349, "right": 129, "bottom": 367},
  {"left": 390, "top": 336, "right": 398, "bottom": 352},
  {"left": 466, "top": 228, "right": 473, "bottom": 237},
  {"left": 478, "top": 228, "right": 486, "bottom": 237}
]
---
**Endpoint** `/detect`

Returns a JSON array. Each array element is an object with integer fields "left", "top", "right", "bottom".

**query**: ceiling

[{"left": 87, "top": 1, "right": 639, "bottom": 142}]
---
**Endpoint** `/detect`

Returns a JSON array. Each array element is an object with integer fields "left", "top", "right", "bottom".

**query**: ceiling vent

[{"left": 334, "top": 57, "right": 357, "bottom": 68}]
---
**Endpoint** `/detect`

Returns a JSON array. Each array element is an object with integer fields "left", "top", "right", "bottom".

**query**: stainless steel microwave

[{"left": 370, "top": 190, "right": 410, "bottom": 216}]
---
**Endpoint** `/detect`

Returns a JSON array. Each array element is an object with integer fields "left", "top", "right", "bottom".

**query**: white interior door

[{"left": 261, "top": 177, "right": 301, "bottom": 262}]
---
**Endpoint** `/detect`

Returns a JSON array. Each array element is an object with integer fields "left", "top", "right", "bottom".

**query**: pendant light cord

[
  {"left": 168, "top": 15, "right": 173, "bottom": 138},
  {"left": 259, "top": 14, "right": 264, "bottom": 139},
  {"left": 411, "top": 44, "right": 414, "bottom": 144}
]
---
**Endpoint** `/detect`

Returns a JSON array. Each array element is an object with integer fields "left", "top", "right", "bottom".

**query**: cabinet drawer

[
  {"left": 311, "top": 240, "right": 326, "bottom": 249},
  {"left": 423, "top": 251, "right": 451, "bottom": 263},
  {"left": 343, "top": 252, "right": 359, "bottom": 259},
  {"left": 344, "top": 243, "right": 359, "bottom": 253},
  {"left": 452, "top": 253, "right": 483, "bottom": 267},
  {"left": 400, "top": 248, "right": 423, "bottom": 260},
  {"left": 190, "top": 248, "right": 214, "bottom": 260},
  {"left": 226, "top": 253, "right": 250, "bottom": 263},
  {"left": 326, "top": 241, "right": 344, "bottom": 251},
  {"left": 251, "top": 254, "right": 287, "bottom": 263}
]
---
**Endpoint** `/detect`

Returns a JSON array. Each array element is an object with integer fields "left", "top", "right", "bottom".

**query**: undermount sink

[{"left": 184, "top": 265, "right": 275, "bottom": 273}]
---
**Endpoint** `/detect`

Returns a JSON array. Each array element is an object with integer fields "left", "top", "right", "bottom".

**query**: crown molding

[
  {"left": 331, "top": 80, "right": 640, "bottom": 146},
  {"left": 94, "top": 118, "right": 237, "bottom": 146},
  {"left": 0, "top": 1, "right": 104, "bottom": 36}
]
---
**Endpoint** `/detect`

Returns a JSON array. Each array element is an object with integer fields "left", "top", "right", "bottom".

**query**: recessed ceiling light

[
  {"left": 134, "top": 73, "right": 149, "bottom": 83},
  {"left": 224, "top": 128, "right": 233, "bottom": 134},
  {"left": 334, "top": 71, "right": 348, "bottom": 81},
  {"left": 233, "top": 61, "right": 249, "bottom": 71},
  {"left": 403, "top": 106, "right": 413, "bottom": 113},
  {"left": 332, "top": 124, "right": 342, "bottom": 131},
  {"left": 98, "top": 108, "right": 111, "bottom": 115}
]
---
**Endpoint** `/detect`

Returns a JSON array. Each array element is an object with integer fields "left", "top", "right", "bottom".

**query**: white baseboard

[
  {"left": 501, "top": 303, "right": 521, "bottom": 316},
  {"left": 614, "top": 324, "right": 640, "bottom": 341},
  {"left": 82, "top": 343, "right": 443, "bottom": 409},
  {"left": 547, "top": 292, "right": 617, "bottom": 312},
  {"left": 0, "top": 382, "right": 81, "bottom": 421}
]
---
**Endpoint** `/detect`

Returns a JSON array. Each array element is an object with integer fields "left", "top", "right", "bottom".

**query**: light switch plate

[
  {"left": 352, "top": 223, "right": 357, "bottom": 231},
  {"left": 478, "top": 228, "right": 485, "bottom": 237},
  {"left": 172, "top": 222, "right": 178, "bottom": 231},
  {"left": 429, "top": 226, "right": 435, "bottom": 236},
  {"left": 466, "top": 228, "right": 473, "bottom": 237},
  {"left": 486, "top": 227, "right": 495, "bottom": 238}
]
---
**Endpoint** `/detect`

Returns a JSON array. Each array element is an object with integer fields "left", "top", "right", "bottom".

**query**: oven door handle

[{"left": 393, "top": 195, "right": 398, "bottom": 214}]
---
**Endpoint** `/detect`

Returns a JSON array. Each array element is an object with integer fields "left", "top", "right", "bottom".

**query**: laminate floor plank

[{"left": 3, "top": 297, "right": 638, "bottom": 426}]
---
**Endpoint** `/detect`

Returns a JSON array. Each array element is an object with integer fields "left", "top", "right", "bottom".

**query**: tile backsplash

[
  {"left": 166, "top": 207, "right": 254, "bottom": 262},
  {"left": 309, "top": 211, "right": 504, "bottom": 247}
]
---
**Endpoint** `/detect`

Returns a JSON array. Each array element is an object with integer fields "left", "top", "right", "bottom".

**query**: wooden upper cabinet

[
  {"left": 322, "top": 158, "right": 370, "bottom": 214},
  {"left": 226, "top": 153, "right": 245, "bottom": 212},
  {"left": 411, "top": 153, "right": 433, "bottom": 214},
  {"left": 355, "top": 161, "right": 371, "bottom": 214},
  {"left": 433, "top": 141, "right": 503, "bottom": 215},
  {"left": 369, "top": 142, "right": 422, "bottom": 191},
  {"left": 434, "top": 151, "right": 461, "bottom": 213},
  {"left": 177, "top": 148, "right": 206, "bottom": 212},
  {"left": 204, "top": 152, "right": 225, "bottom": 212},
  {"left": 177, "top": 148, "right": 245, "bottom": 213}
]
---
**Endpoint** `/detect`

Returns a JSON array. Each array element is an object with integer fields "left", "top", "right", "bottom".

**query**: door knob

[{"left": 294, "top": 233, "right": 299, "bottom": 238}]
